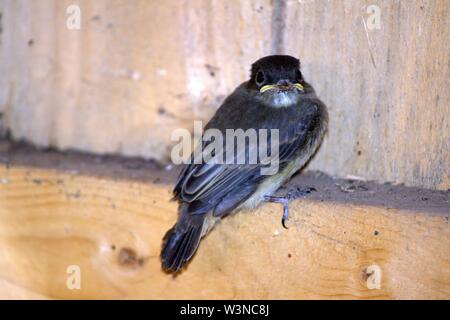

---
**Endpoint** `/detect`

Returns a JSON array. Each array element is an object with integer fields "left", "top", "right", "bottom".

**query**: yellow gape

[
  {"left": 293, "top": 83, "right": 304, "bottom": 91},
  {"left": 259, "top": 84, "right": 277, "bottom": 93},
  {"left": 259, "top": 83, "right": 304, "bottom": 93}
]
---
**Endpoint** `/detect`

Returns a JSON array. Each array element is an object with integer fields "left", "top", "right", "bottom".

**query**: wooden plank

[
  {"left": 0, "top": 0, "right": 275, "bottom": 157},
  {"left": 0, "top": 163, "right": 448, "bottom": 299},
  {"left": 283, "top": 0, "right": 450, "bottom": 190},
  {"left": 0, "top": 0, "right": 448, "bottom": 190}
]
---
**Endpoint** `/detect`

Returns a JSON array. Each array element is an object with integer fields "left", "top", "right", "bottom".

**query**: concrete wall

[{"left": 0, "top": 0, "right": 448, "bottom": 189}]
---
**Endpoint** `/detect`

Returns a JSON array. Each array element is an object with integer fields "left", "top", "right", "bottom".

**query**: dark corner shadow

[
  {"left": 282, "top": 170, "right": 449, "bottom": 217},
  {"left": 0, "top": 138, "right": 179, "bottom": 186}
]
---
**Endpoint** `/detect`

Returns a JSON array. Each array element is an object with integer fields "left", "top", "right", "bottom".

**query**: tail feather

[{"left": 160, "top": 208, "right": 205, "bottom": 272}]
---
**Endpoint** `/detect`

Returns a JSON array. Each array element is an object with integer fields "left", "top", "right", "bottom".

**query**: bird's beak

[
  {"left": 292, "top": 83, "right": 304, "bottom": 91},
  {"left": 260, "top": 83, "right": 304, "bottom": 93},
  {"left": 259, "top": 84, "right": 277, "bottom": 93}
]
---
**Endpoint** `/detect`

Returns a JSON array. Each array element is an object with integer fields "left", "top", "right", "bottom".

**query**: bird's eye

[
  {"left": 296, "top": 69, "right": 303, "bottom": 82},
  {"left": 255, "top": 71, "right": 265, "bottom": 86}
]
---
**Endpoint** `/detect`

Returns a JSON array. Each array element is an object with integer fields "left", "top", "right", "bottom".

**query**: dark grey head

[{"left": 248, "top": 55, "right": 306, "bottom": 107}]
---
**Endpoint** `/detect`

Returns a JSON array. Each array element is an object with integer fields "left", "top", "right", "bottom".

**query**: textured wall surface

[{"left": 0, "top": 0, "right": 448, "bottom": 189}]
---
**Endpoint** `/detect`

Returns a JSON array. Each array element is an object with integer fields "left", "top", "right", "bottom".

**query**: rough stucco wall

[{"left": 0, "top": 0, "right": 448, "bottom": 189}]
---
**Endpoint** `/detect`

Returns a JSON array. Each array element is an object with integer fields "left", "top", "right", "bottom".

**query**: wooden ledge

[{"left": 0, "top": 141, "right": 449, "bottom": 299}]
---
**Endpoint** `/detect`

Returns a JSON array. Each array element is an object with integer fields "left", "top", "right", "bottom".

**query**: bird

[{"left": 160, "top": 55, "right": 328, "bottom": 273}]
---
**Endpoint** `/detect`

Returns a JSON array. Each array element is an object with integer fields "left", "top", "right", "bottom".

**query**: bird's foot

[
  {"left": 264, "top": 195, "right": 290, "bottom": 229},
  {"left": 264, "top": 187, "right": 317, "bottom": 229}
]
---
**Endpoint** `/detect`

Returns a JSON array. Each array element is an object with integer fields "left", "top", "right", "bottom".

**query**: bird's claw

[
  {"left": 265, "top": 186, "right": 317, "bottom": 229},
  {"left": 264, "top": 195, "right": 290, "bottom": 229}
]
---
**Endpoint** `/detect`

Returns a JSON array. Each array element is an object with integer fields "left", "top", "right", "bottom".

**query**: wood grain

[
  {"left": 283, "top": 0, "right": 450, "bottom": 190},
  {"left": 0, "top": 0, "right": 448, "bottom": 189},
  {"left": 0, "top": 164, "right": 448, "bottom": 299}
]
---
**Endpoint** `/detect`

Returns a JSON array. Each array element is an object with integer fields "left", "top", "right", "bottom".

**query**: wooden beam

[{"left": 0, "top": 161, "right": 448, "bottom": 299}]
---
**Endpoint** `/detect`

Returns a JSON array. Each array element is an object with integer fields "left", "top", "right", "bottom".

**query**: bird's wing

[
  {"left": 173, "top": 144, "right": 264, "bottom": 215},
  {"left": 173, "top": 96, "right": 323, "bottom": 217}
]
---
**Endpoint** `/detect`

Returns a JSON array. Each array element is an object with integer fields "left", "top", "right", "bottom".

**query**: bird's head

[{"left": 249, "top": 55, "right": 306, "bottom": 108}]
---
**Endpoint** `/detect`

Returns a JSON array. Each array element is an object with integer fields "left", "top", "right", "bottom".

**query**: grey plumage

[{"left": 161, "top": 55, "right": 328, "bottom": 272}]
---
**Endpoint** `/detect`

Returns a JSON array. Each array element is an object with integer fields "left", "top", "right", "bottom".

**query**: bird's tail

[{"left": 160, "top": 204, "right": 206, "bottom": 273}]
